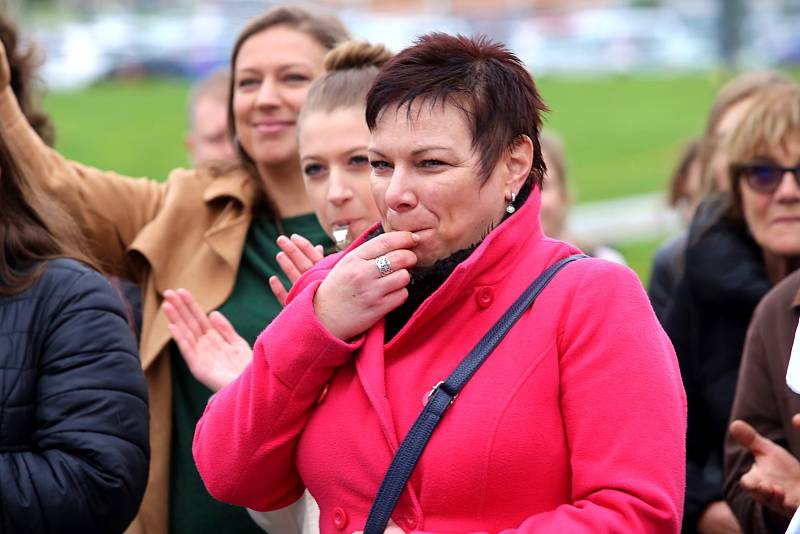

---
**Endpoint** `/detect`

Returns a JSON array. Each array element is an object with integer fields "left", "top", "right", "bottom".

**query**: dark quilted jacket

[{"left": 0, "top": 259, "right": 149, "bottom": 533}]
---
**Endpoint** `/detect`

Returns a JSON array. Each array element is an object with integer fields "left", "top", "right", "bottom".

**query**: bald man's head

[{"left": 186, "top": 68, "right": 235, "bottom": 166}]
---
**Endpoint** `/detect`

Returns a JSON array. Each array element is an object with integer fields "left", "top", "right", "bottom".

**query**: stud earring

[{"left": 505, "top": 191, "right": 516, "bottom": 214}]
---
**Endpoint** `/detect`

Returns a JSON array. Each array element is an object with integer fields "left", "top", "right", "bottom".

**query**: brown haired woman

[
  {"left": 0, "top": 118, "right": 149, "bottom": 531},
  {"left": 194, "top": 33, "right": 686, "bottom": 533},
  {"left": 0, "top": 6, "right": 349, "bottom": 534}
]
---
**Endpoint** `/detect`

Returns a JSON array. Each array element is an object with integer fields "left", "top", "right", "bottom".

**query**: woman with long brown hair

[
  {"left": 0, "top": 121, "right": 149, "bottom": 532},
  {"left": 0, "top": 6, "right": 349, "bottom": 533}
]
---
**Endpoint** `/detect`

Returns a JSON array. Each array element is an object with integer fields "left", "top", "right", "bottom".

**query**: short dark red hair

[{"left": 366, "top": 33, "right": 548, "bottom": 187}]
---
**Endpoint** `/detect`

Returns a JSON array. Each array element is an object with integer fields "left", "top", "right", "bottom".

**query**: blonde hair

[
  {"left": 540, "top": 131, "right": 568, "bottom": 196},
  {"left": 724, "top": 82, "right": 800, "bottom": 220},
  {"left": 299, "top": 40, "right": 393, "bottom": 124},
  {"left": 697, "top": 70, "right": 794, "bottom": 197}
]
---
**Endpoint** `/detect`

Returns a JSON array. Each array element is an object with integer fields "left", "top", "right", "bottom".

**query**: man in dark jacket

[
  {"left": 724, "top": 267, "right": 800, "bottom": 533},
  {"left": 0, "top": 259, "right": 150, "bottom": 533}
]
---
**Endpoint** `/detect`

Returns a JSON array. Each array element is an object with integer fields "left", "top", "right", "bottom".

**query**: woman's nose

[
  {"left": 774, "top": 170, "right": 800, "bottom": 202},
  {"left": 327, "top": 170, "right": 354, "bottom": 206},
  {"left": 383, "top": 167, "right": 417, "bottom": 213},
  {"left": 255, "top": 78, "right": 281, "bottom": 109}
]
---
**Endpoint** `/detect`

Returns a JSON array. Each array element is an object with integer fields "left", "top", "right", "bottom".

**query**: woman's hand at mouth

[{"left": 313, "top": 231, "right": 419, "bottom": 341}]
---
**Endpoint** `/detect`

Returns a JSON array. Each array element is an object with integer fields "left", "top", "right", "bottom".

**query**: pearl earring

[{"left": 505, "top": 191, "right": 516, "bottom": 214}]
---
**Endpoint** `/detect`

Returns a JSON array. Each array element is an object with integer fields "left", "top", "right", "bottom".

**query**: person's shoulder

[
  {"left": 557, "top": 255, "right": 646, "bottom": 306},
  {"left": 40, "top": 258, "right": 117, "bottom": 300},
  {"left": 754, "top": 267, "right": 800, "bottom": 320},
  {"left": 41, "top": 258, "right": 101, "bottom": 287}
]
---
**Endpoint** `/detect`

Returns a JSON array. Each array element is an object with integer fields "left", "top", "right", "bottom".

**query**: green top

[{"left": 169, "top": 211, "right": 332, "bottom": 534}]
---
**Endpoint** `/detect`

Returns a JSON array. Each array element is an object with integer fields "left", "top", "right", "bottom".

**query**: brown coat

[
  {"left": 0, "top": 87, "right": 259, "bottom": 534},
  {"left": 723, "top": 267, "right": 800, "bottom": 534}
]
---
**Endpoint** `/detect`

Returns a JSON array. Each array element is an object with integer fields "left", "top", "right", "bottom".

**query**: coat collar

[{"left": 201, "top": 166, "right": 260, "bottom": 208}]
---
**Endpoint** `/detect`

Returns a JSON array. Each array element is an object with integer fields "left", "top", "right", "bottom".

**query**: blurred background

[{"left": 5, "top": 0, "right": 800, "bottom": 280}]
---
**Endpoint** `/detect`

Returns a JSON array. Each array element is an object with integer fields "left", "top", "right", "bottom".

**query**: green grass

[
  {"left": 44, "top": 78, "right": 192, "bottom": 180},
  {"left": 40, "top": 70, "right": 799, "bottom": 279},
  {"left": 45, "top": 71, "right": 792, "bottom": 197},
  {"left": 538, "top": 74, "right": 716, "bottom": 202}
]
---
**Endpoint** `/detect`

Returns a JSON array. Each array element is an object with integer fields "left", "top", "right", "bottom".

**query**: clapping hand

[
  {"left": 729, "top": 418, "right": 800, "bottom": 517},
  {"left": 268, "top": 234, "right": 325, "bottom": 306},
  {"left": 163, "top": 288, "right": 252, "bottom": 392}
]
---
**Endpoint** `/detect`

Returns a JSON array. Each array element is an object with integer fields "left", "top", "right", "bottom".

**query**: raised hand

[
  {"left": 163, "top": 288, "right": 252, "bottom": 392},
  {"left": 730, "top": 419, "right": 800, "bottom": 517},
  {"left": 313, "top": 231, "right": 418, "bottom": 341},
  {"left": 268, "top": 234, "right": 325, "bottom": 306}
]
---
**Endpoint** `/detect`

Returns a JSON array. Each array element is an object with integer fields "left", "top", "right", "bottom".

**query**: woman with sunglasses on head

[
  {"left": 663, "top": 81, "right": 800, "bottom": 534},
  {"left": 0, "top": 7, "right": 349, "bottom": 534},
  {"left": 193, "top": 33, "right": 686, "bottom": 533}
]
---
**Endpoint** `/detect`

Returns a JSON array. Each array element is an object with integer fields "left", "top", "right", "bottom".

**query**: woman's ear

[{"left": 505, "top": 135, "right": 533, "bottom": 194}]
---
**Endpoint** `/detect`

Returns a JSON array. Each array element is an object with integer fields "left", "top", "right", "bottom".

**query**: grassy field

[{"left": 41, "top": 70, "right": 798, "bottom": 282}]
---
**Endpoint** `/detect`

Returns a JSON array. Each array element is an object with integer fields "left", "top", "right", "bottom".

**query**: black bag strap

[{"left": 363, "top": 253, "right": 587, "bottom": 533}]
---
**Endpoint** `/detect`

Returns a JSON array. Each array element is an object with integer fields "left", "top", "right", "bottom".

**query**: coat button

[
  {"left": 332, "top": 507, "right": 348, "bottom": 530},
  {"left": 404, "top": 506, "right": 419, "bottom": 529},
  {"left": 475, "top": 287, "right": 494, "bottom": 308}
]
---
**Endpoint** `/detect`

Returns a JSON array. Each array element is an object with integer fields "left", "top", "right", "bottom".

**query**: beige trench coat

[{"left": 0, "top": 87, "right": 260, "bottom": 534}]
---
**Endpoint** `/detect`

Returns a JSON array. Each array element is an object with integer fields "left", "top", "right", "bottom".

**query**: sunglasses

[{"left": 731, "top": 162, "right": 800, "bottom": 194}]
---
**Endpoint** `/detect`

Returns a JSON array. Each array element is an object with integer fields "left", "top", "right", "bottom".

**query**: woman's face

[
  {"left": 369, "top": 102, "right": 530, "bottom": 267},
  {"left": 710, "top": 97, "right": 755, "bottom": 191},
  {"left": 299, "top": 108, "right": 381, "bottom": 248},
  {"left": 232, "top": 26, "right": 327, "bottom": 168},
  {"left": 539, "top": 151, "right": 567, "bottom": 238},
  {"left": 739, "top": 131, "right": 800, "bottom": 258}
]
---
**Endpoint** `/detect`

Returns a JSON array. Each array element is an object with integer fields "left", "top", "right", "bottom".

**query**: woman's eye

[
  {"left": 370, "top": 160, "right": 392, "bottom": 171},
  {"left": 284, "top": 73, "right": 310, "bottom": 84},
  {"left": 303, "top": 163, "right": 325, "bottom": 177},
  {"left": 349, "top": 155, "right": 370, "bottom": 167},
  {"left": 420, "top": 159, "right": 447, "bottom": 168},
  {"left": 236, "top": 78, "right": 259, "bottom": 89}
]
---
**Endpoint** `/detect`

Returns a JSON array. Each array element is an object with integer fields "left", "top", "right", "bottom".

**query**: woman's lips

[
  {"left": 771, "top": 216, "right": 800, "bottom": 225},
  {"left": 254, "top": 121, "right": 294, "bottom": 135}
]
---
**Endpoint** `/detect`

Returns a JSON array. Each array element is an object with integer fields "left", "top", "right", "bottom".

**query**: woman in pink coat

[{"left": 193, "top": 33, "right": 687, "bottom": 533}]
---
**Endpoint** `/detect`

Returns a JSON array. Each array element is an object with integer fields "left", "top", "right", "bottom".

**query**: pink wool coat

[{"left": 193, "top": 191, "right": 687, "bottom": 533}]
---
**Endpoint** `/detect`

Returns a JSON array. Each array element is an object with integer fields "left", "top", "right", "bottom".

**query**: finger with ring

[{"left": 375, "top": 255, "right": 393, "bottom": 277}]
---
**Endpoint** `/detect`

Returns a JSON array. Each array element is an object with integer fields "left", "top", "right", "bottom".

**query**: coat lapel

[
  {"left": 133, "top": 169, "right": 257, "bottom": 371},
  {"left": 356, "top": 320, "right": 402, "bottom": 451}
]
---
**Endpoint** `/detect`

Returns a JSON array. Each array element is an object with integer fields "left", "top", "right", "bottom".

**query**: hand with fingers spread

[
  {"left": 314, "top": 231, "right": 419, "bottom": 341},
  {"left": 269, "top": 233, "right": 325, "bottom": 306},
  {"left": 163, "top": 288, "right": 252, "bottom": 392},
  {"left": 729, "top": 419, "right": 800, "bottom": 518}
]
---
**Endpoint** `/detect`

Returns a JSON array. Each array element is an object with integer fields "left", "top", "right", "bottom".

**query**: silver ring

[{"left": 375, "top": 255, "right": 392, "bottom": 277}]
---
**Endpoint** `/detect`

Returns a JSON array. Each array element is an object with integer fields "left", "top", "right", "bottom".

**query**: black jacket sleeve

[{"left": 0, "top": 265, "right": 149, "bottom": 534}]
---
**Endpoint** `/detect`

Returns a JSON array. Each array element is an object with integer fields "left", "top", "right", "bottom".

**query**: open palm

[
  {"left": 730, "top": 419, "right": 800, "bottom": 517},
  {"left": 163, "top": 288, "right": 252, "bottom": 392}
]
